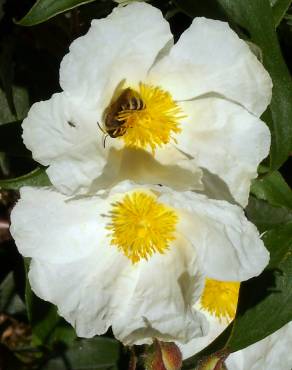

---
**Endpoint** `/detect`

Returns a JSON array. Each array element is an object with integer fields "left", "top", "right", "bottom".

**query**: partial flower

[
  {"left": 22, "top": 2, "right": 272, "bottom": 206},
  {"left": 225, "top": 321, "right": 292, "bottom": 370},
  {"left": 10, "top": 181, "right": 268, "bottom": 344},
  {"left": 196, "top": 350, "right": 229, "bottom": 370},
  {"left": 179, "top": 278, "right": 239, "bottom": 359},
  {"left": 180, "top": 284, "right": 292, "bottom": 370}
]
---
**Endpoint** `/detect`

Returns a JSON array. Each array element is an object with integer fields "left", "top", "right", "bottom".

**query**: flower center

[
  {"left": 200, "top": 278, "right": 240, "bottom": 322},
  {"left": 107, "top": 191, "right": 178, "bottom": 263},
  {"left": 117, "top": 83, "right": 184, "bottom": 151}
]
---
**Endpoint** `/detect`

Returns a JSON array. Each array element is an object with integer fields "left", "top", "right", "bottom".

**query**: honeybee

[{"left": 98, "top": 88, "right": 145, "bottom": 146}]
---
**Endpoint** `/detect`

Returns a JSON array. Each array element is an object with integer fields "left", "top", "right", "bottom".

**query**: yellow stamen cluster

[
  {"left": 118, "top": 83, "right": 184, "bottom": 152},
  {"left": 107, "top": 191, "right": 178, "bottom": 263},
  {"left": 200, "top": 278, "right": 240, "bottom": 322}
]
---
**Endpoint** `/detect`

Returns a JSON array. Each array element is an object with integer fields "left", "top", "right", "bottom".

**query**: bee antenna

[
  {"left": 103, "top": 134, "right": 109, "bottom": 148},
  {"left": 97, "top": 121, "right": 106, "bottom": 134}
]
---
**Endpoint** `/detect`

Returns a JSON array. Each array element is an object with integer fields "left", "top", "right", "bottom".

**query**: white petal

[
  {"left": 10, "top": 186, "right": 111, "bottom": 264},
  {"left": 112, "top": 235, "right": 207, "bottom": 345},
  {"left": 60, "top": 2, "right": 172, "bottom": 110},
  {"left": 153, "top": 145, "right": 203, "bottom": 191},
  {"left": 22, "top": 93, "right": 109, "bottom": 194},
  {"left": 149, "top": 17, "right": 272, "bottom": 117},
  {"left": 28, "top": 238, "right": 206, "bottom": 343},
  {"left": 159, "top": 190, "right": 269, "bottom": 281},
  {"left": 176, "top": 98, "right": 271, "bottom": 207},
  {"left": 96, "top": 146, "right": 202, "bottom": 192},
  {"left": 179, "top": 309, "right": 228, "bottom": 359},
  {"left": 81, "top": 145, "right": 202, "bottom": 195},
  {"left": 28, "top": 249, "right": 131, "bottom": 337},
  {"left": 225, "top": 322, "right": 292, "bottom": 370}
]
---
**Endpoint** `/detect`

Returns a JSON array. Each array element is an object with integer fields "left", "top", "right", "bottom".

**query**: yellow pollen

[
  {"left": 117, "top": 83, "right": 184, "bottom": 151},
  {"left": 107, "top": 191, "right": 178, "bottom": 263},
  {"left": 200, "top": 278, "right": 240, "bottom": 322}
]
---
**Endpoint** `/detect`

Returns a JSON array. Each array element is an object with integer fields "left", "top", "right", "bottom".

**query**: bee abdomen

[{"left": 121, "top": 96, "right": 144, "bottom": 111}]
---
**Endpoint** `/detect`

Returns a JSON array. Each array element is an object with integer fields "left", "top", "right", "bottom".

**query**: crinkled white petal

[
  {"left": 200, "top": 169, "right": 235, "bottom": 205},
  {"left": 110, "top": 146, "right": 202, "bottom": 191},
  {"left": 28, "top": 240, "right": 206, "bottom": 343},
  {"left": 10, "top": 186, "right": 112, "bottom": 264},
  {"left": 112, "top": 235, "right": 207, "bottom": 345},
  {"left": 225, "top": 322, "right": 292, "bottom": 370},
  {"left": 179, "top": 309, "right": 228, "bottom": 360},
  {"left": 159, "top": 190, "right": 269, "bottom": 281},
  {"left": 149, "top": 17, "right": 272, "bottom": 117},
  {"left": 176, "top": 98, "right": 271, "bottom": 207},
  {"left": 153, "top": 145, "right": 203, "bottom": 191},
  {"left": 22, "top": 92, "right": 111, "bottom": 194},
  {"left": 60, "top": 2, "right": 172, "bottom": 110},
  {"left": 28, "top": 251, "right": 130, "bottom": 337}
]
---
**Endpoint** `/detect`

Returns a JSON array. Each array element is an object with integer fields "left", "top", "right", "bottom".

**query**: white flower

[
  {"left": 179, "top": 278, "right": 239, "bottom": 359},
  {"left": 22, "top": 2, "right": 272, "bottom": 206},
  {"left": 226, "top": 322, "right": 292, "bottom": 370},
  {"left": 10, "top": 181, "right": 269, "bottom": 344},
  {"left": 180, "top": 285, "right": 292, "bottom": 370}
]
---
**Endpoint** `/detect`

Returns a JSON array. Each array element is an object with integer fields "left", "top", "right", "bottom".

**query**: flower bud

[
  {"left": 196, "top": 350, "right": 229, "bottom": 370},
  {"left": 145, "top": 340, "right": 182, "bottom": 370}
]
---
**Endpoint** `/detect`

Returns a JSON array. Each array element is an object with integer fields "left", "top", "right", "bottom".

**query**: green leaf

[
  {"left": 226, "top": 222, "right": 292, "bottom": 351},
  {"left": 0, "top": 167, "right": 50, "bottom": 190},
  {"left": 0, "top": 33, "right": 29, "bottom": 123},
  {"left": 0, "top": 152, "right": 9, "bottom": 176},
  {"left": 271, "top": 0, "right": 292, "bottom": 26},
  {"left": 42, "top": 337, "right": 120, "bottom": 370},
  {"left": 173, "top": 0, "right": 226, "bottom": 20},
  {"left": 246, "top": 196, "right": 292, "bottom": 233},
  {"left": 0, "top": 38, "right": 16, "bottom": 119},
  {"left": 251, "top": 170, "right": 292, "bottom": 209},
  {"left": 46, "top": 323, "right": 77, "bottom": 348},
  {"left": 17, "top": 0, "right": 98, "bottom": 26},
  {"left": 0, "top": 272, "right": 25, "bottom": 314},
  {"left": 0, "top": 88, "right": 29, "bottom": 125},
  {"left": 286, "top": 11, "right": 292, "bottom": 27},
  {"left": 0, "top": 249, "right": 11, "bottom": 285},
  {"left": 216, "top": 0, "right": 292, "bottom": 170}
]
